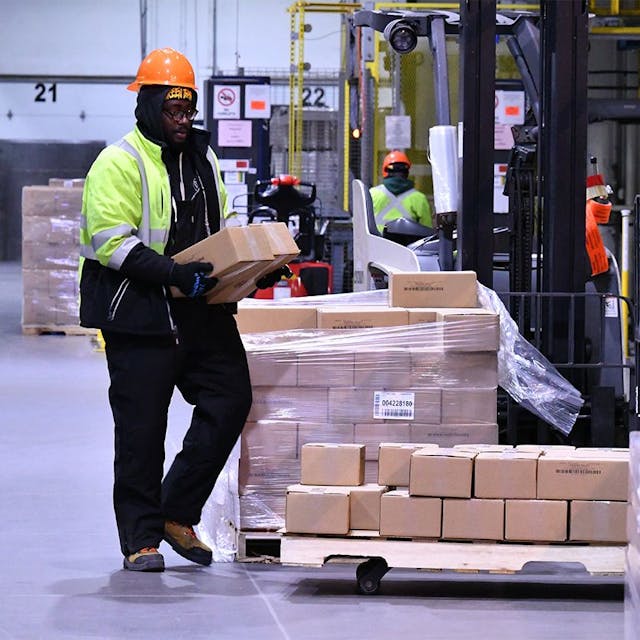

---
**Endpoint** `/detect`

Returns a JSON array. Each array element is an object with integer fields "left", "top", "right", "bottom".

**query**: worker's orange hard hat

[
  {"left": 127, "top": 48, "right": 197, "bottom": 92},
  {"left": 382, "top": 150, "right": 411, "bottom": 177}
]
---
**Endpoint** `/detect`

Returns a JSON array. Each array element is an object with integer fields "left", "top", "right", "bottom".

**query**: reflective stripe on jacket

[
  {"left": 79, "top": 126, "right": 228, "bottom": 268},
  {"left": 78, "top": 126, "right": 229, "bottom": 335},
  {"left": 370, "top": 184, "right": 432, "bottom": 232}
]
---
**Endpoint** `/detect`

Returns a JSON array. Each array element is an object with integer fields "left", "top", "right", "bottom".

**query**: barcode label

[{"left": 373, "top": 391, "right": 415, "bottom": 420}]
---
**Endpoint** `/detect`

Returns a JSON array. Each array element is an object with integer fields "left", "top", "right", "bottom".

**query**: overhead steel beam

[{"left": 0, "top": 75, "right": 134, "bottom": 84}]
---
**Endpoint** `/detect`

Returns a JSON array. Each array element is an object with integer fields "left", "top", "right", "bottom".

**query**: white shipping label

[{"left": 373, "top": 391, "right": 415, "bottom": 421}]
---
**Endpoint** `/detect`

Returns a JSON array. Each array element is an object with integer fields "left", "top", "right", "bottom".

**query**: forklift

[{"left": 350, "top": 4, "right": 636, "bottom": 446}]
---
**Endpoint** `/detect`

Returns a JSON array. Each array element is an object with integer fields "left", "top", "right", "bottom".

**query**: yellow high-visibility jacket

[
  {"left": 370, "top": 183, "right": 432, "bottom": 233},
  {"left": 79, "top": 125, "right": 227, "bottom": 334}
]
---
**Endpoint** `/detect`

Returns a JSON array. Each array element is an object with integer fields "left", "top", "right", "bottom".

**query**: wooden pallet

[
  {"left": 237, "top": 530, "right": 282, "bottom": 562},
  {"left": 22, "top": 324, "right": 97, "bottom": 337},
  {"left": 280, "top": 531, "right": 626, "bottom": 576}
]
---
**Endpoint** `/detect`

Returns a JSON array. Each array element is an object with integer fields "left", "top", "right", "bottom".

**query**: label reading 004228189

[{"left": 373, "top": 391, "right": 415, "bottom": 421}]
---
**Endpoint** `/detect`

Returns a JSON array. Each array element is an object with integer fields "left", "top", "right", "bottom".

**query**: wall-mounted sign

[
  {"left": 494, "top": 90, "right": 525, "bottom": 150},
  {"left": 218, "top": 119, "right": 252, "bottom": 147},
  {"left": 385, "top": 115, "right": 411, "bottom": 150},
  {"left": 244, "top": 84, "right": 270, "bottom": 118},
  {"left": 213, "top": 85, "right": 241, "bottom": 119}
]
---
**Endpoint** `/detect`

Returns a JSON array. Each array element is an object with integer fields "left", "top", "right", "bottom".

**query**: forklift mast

[{"left": 352, "top": 3, "right": 635, "bottom": 446}]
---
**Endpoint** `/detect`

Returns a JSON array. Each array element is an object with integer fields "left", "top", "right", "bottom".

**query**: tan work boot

[
  {"left": 163, "top": 521, "right": 212, "bottom": 566},
  {"left": 123, "top": 547, "right": 165, "bottom": 572}
]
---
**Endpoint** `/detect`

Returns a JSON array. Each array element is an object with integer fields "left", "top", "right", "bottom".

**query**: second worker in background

[{"left": 370, "top": 150, "right": 433, "bottom": 234}]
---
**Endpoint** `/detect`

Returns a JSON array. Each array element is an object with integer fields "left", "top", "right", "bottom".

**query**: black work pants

[{"left": 103, "top": 302, "right": 252, "bottom": 557}]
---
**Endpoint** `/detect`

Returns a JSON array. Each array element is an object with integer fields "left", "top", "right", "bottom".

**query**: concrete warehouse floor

[{"left": 0, "top": 261, "right": 625, "bottom": 640}]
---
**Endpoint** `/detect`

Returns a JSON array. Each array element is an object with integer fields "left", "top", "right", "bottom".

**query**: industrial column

[{"left": 457, "top": 0, "right": 497, "bottom": 287}]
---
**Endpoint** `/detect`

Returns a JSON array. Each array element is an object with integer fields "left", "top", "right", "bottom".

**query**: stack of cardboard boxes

[
  {"left": 239, "top": 271, "right": 502, "bottom": 531},
  {"left": 21, "top": 180, "right": 85, "bottom": 329},
  {"left": 20, "top": 193, "right": 298, "bottom": 331},
  {"left": 285, "top": 442, "right": 628, "bottom": 544},
  {"left": 627, "top": 432, "right": 640, "bottom": 626}
]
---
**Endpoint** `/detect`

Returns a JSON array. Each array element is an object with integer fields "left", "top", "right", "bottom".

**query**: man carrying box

[{"left": 78, "top": 48, "right": 286, "bottom": 572}]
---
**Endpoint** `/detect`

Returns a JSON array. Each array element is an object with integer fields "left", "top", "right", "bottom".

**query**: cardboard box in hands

[{"left": 170, "top": 223, "right": 299, "bottom": 303}]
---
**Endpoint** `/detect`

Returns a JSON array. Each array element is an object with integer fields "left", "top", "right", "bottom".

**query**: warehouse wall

[{"left": 0, "top": 0, "right": 343, "bottom": 145}]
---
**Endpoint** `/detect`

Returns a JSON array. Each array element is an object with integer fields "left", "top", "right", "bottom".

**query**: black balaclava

[
  {"left": 134, "top": 85, "right": 198, "bottom": 146},
  {"left": 135, "top": 85, "right": 169, "bottom": 144}
]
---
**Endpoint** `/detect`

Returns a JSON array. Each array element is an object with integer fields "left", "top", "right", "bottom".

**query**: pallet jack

[{"left": 249, "top": 175, "right": 333, "bottom": 299}]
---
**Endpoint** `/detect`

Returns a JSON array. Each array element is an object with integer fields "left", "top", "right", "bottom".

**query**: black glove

[
  {"left": 169, "top": 261, "right": 218, "bottom": 297},
  {"left": 256, "top": 264, "right": 294, "bottom": 290}
]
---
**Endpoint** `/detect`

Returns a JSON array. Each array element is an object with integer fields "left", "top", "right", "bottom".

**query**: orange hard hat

[
  {"left": 382, "top": 150, "right": 411, "bottom": 176},
  {"left": 127, "top": 48, "right": 197, "bottom": 92}
]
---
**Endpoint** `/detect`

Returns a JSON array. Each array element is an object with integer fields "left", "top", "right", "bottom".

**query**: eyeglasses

[{"left": 162, "top": 109, "right": 198, "bottom": 123}]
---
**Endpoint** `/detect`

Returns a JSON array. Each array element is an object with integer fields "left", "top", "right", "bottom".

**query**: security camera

[{"left": 383, "top": 19, "right": 419, "bottom": 54}]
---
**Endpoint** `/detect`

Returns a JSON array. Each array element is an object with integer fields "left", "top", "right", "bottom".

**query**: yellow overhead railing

[
  {"left": 287, "top": 2, "right": 362, "bottom": 178},
  {"left": 589, "top": 0, "right": 640, "bottom": 16},
  {"left": 588, "top": 0, "right": 640, "bottom": 33}
]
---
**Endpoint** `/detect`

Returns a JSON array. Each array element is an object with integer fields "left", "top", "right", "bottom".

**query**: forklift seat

[
  {"left": 351, "top": 179, "right": 420, "bottom": 292},
  {"left": 364, "top": 186, "right": 382, "bottom": 237}
]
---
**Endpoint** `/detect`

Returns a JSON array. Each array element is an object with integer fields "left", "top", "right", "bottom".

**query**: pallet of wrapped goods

[
  {"left": 21, "top": 181, "right": 91, "bottom": 334},
  {"left": 238, "top": 303, "right": 501, "bottom": 540}
]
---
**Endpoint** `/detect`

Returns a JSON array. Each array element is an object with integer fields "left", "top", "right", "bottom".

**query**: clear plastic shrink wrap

[
  {"left": 477, "top": 283, "right": 584, "bottom": 436},
  {"left": 235, "top": 283, "right": 583, "bottom": 531},
  {"left": 166, "top": 434, "right": 240, "bottom": 563},
  {"left": 21, "top": 182, "right": 84, "bottom": 328}
]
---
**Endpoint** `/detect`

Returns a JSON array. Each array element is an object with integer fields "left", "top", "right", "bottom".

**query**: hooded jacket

[{"left": 79, "top": 86, "right": 228, "bottom": 335}]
